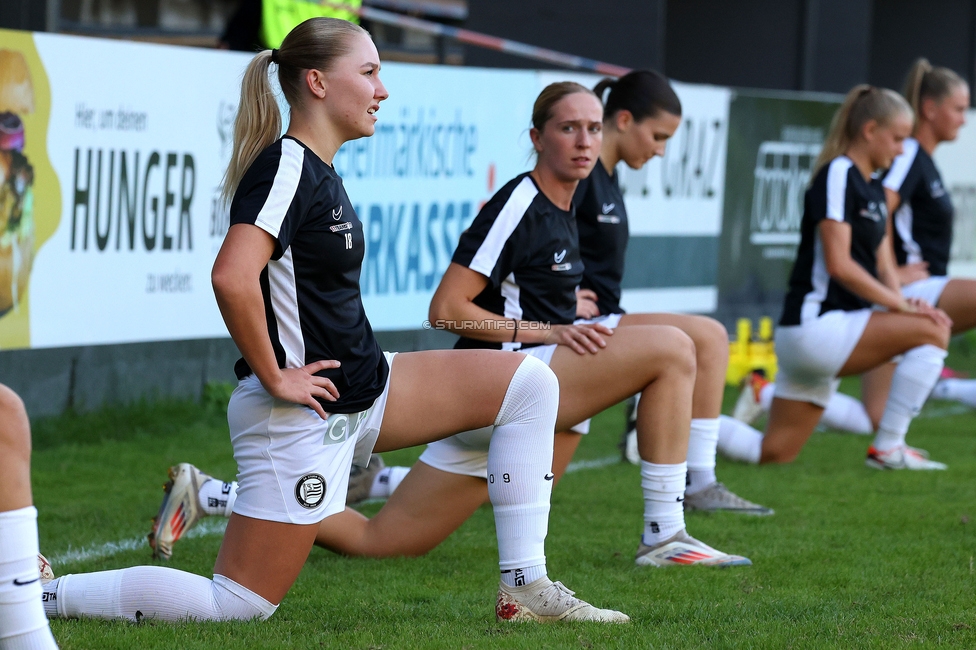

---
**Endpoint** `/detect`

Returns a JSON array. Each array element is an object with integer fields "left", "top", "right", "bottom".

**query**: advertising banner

[
  {"left": 713, "top": 91, "right": 841, "bottom": 327},
  {"left": 0, "top": 29, "right": 735, "bottom": 350}
]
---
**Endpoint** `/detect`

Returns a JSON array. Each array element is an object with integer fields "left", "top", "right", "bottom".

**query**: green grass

[{"left": 31, "top": 346, "right": 976, "bottom": 649}]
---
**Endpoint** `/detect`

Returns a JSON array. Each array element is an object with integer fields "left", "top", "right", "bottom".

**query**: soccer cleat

[
  {"left": 635, "top": 530, "right": 752, "bottom": 567},
  {"left": 619, "top": 395, "right": 640, "bottom": 465},
  {"left": 148, "top": 463, "right": 211, "bottom": 560},
  {"left": 346, "top": 454, "right": 385, "bottom": 505},
  {"left": 622, "top": 429, "right": 640, "bottom": 466},
  {"left": 496, "top": 577, "right": 629, "bottom": 623},
  {"left": 37, "top": 553, "right": 54, "bottom": 585},
  {"left": 684, "top": 482, "right": 774, "bottom": 516},
  {"left": 732, "top": 370, "right": 770, "bottom": 425},
  {"left": 865, "top": 445, "right": 947, "bottom": 470}
]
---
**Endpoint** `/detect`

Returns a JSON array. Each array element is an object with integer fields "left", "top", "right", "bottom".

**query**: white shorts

[
  {"left": 419, "top": 313, "right": 624, "bottom": 478},
  {"left": 773, "top": 309, "right": 872, "bottom": 407},
  {"left": 229, "top": 352, "right": 395, "bottom": 525},
  {"left": 902, "top": 276, "right": 950, "bottom": 306}
]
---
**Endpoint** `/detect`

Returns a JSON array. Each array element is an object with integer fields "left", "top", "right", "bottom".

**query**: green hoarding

[{"left": 714, "top": 91, "right": 842, "bottom": 328}]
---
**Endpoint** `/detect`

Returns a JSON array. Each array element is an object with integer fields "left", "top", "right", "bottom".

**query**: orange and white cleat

[
  {"left": 148, "top": 463, "right": 211, "bottom": 560},
  {"left": 732, "top": 370, "right": 770, "bottom": 425},
  {"left": 866, "top": 445, "right": 947, "bottom": 470},
  {"left": 636, "top": 530, "right": 752, "bottom": 567}
]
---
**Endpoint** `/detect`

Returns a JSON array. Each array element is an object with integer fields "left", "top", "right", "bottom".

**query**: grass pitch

[{"left": 30, "top": 351, "right": 976, "bottom": 649}]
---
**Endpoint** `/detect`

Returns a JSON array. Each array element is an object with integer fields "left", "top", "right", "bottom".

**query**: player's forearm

[{"left": 213, "top": 274, "right": 282, "bottom": 388}]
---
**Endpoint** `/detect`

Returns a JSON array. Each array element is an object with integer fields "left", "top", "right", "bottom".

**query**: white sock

[
  {"left": 486, "top": 356, "right": 558, "bottom": 587},
  {"left": 43, "top": 569, "right": 275, "bottom": 622},
  {"left": 931, "top": 378, "right": 976, "bottom": 408},
  {"left": 640, "top": 461, "right": 687, "bottom": 546},
  {"left": 0, "top": 507, "right": 57, "bottom": 650},
  {"left": 368, "top": 466, "right": 410, "bottom": 500},
  {"left": 198, "top": 479, "right": 237, "bottom": 517},
  {"left": 872, "top": 344, "right": 947, "bottom": 452},
  {"left": 685, "top": 418, "right": 719, "bottom": 495},
  {"left": 820, "top": 392, "right": 873, "bottom": 434},
  {"left": 717, "top": 415, "right": 762, "bottom": 464},
  {"left": 758, "top": 383, "right": 775, "bottom": 411}
]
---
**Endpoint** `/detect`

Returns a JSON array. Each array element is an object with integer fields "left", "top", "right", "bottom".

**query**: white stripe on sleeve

[
  {"left": 468, "top": 177, "right": 539, "bottom": 278},
  {"left": 268, "top": 247, "right": 305, "bottom": 369},
  {"left": 826, "top": 157, "right": 853, "bottom": 222},
  {"left": 883, "top": 138, "right": 919, "bottom": 193},
  {"left": 255, "top": 139, "right": 306, "bottom": 239}
]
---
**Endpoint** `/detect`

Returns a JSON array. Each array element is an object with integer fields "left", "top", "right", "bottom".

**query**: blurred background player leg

[{"left": 0, "top": 384, "right": 58, "bottom": 650}]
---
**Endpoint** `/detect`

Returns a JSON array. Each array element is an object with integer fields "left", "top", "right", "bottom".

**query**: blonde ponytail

[
  {"left": 221, "top": 17, "right": 369, "bottom": 203},
  {"left": 900, "top": 57, "right": 967, "bottom": 131},
  {"left": 222, "top": 50, "right": 281, "bottom": 203},
  {"left": 812, "top": 85, "right": 912, "bottom": 179}
]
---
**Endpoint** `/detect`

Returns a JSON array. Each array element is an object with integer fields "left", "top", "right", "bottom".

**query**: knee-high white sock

[
  {"left": 685, "top": 418, "right": 719, "bottom": 494},
  {"left": 0, "top": 507, "right": 58, "bottom": 650},
  {"left": 820, "top": 392, "right": 873, "bottom": 434},
  {"left": 872, "top": 344, "right": 947, "bottom": 452},
  {"left": 717, "top": 415, "right": 762, "bottom": 464},
  {"left": 758, "top": 383, "right": 774, "bottom": 411},
  {"left": 932, "top": 378, "right": 976, "bottom": 408},
  {"left": 368, "top": 466, "right": 410, "bottom": 500},
  {"left": 198, "top": 480, "right": 237, "bottom": 517},
  {"left": 640, "top": 461, "right": 687, "bottom": 546},
  {"left": 487, "top": 355, "right": 558, "bottom": 588},
  {"left": 43, "top": 569, "right": 275, "bottom": 622}
]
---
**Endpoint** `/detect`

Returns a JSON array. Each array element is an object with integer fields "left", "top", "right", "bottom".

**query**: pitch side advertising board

[
  {"left": 714, "top": 91, "right": 842, "bottom": 327},
  {"left": 0, "top": 29, "right": 733, "bottom": 350}
]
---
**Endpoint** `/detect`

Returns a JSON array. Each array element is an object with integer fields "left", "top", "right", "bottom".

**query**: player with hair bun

[
  {"left": 573, "top": 70, "right": 770, "bottom": 515},
  {"left": 719, "top": 85, "right": 952, "bottom": 470}
]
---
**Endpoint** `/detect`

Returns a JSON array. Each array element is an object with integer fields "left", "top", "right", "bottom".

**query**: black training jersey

[
  {"left": 451, "top": 173, "right": 582, "bottom": 350},
  {"left": 883, "top": 138, "right": 954, "bottom": 277},
  {"left": 230, "top": 136, "right": 389, "bottom": 413},
  {"left": 780, "top": 156, "right": 888, "bottom": 326},
  {"left": 574, "top": 162, "right": 628, "bottom": 315}
]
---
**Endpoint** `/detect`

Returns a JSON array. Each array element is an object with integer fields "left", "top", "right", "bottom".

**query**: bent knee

[
  {"left": 660, "top": 327, "right": 697, "bottom": 377},
  {"left": 691, "top": 317, "right": 730, "bottom": 364},
  {"left": 759, "top": 446, "right": 801, "bottom": 465},
  {"left": 0, "top": 384, "right": 26, "bottom": 421}
]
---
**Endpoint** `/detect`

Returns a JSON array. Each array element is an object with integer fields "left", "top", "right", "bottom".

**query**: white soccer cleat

[
  {"left": 865, "top": 445, "right": 947, "bottom": 470},
  {"left": 148, "top": 463, "right": 211, "bottom": 560},
  {"left": 623, "top": 429, "right": 640, "bottom": 466},
  {"left": 732, "top": 370, "right": 770, "bottom": 425},
  {"left": 37, "top": 553, "right": 54, "bottom": 585},
  {"left": 635, "top": 530, "right": 752, "bottom": 567},
  {"left": 346, "top": 454, "right": 385, "bottom": 505},
  {"left": 496, "top": 577, "right": 629, "bottom": 623},
  {"left": 684, "top": 482, "right": 774, "bottom": 516}
]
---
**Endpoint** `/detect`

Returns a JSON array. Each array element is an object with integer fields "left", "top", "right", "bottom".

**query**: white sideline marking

[
  {"left": 47, "top": 455, "right": 624, "bottom": 568},
  {"left": 50, "top": 518, "right": 228, "bottom": 568}
]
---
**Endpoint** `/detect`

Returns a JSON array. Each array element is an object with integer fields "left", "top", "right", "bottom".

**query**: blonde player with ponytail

[
  {"left": 39, "top": 17, "right": 627, "bottom": 625},
  {"left": 718, "top": 86, "right": 953, "bottom": 469}
]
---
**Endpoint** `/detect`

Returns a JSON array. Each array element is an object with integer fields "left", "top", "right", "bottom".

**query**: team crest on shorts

[{"left": 295, "top": 473, "right": 327, "bottom": 509}]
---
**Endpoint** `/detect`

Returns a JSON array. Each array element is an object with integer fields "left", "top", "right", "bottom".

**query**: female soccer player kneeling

[
  {"left": 734, "top": 59, "right": 973, "bottom": 440},
  {"left": 40, "top": 18, "right": 627, "bottom": 625},
  {"left": 718, "top": 86, "right": 952, "bottom": 469}
]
